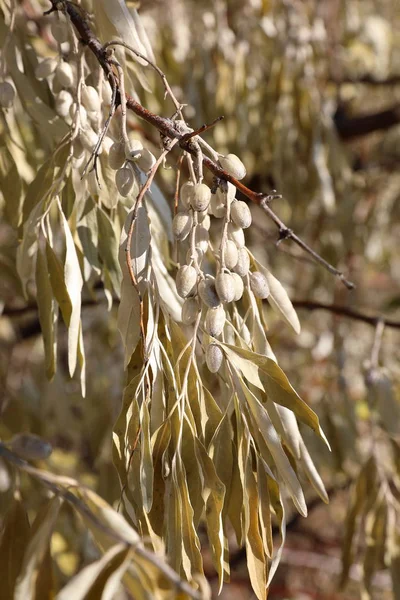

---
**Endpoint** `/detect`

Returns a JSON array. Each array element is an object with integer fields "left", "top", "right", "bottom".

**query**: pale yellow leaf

[
  {"left": 36, "top": 246, "right": 58, "bottom": 380},
  {"left": 57, "top": 544, "right": 129, "bottom": 600}
]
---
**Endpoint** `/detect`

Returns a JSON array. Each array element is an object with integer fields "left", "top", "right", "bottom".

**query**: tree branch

[
  {"left": 335, "top": 104, "right": 400, "bottom": 140},
  {"left": 46, "top": 0, "right": 354, "bottom": 290},
  {"left": 3, "top": 298, "right": 400, "bottom": 344},
  {"left": 334, "top": 74, "right": 400, "bottom": 86},
  {"left": 292, "top": 300, "right": 400, "bottom": 330}
]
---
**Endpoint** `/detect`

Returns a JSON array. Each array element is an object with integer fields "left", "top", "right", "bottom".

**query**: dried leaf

[
  {"left": 237, "top": 376, "right": 307, "bottom": 517},
  {"left": 36, "top": 246, "right": 58, "bottom": 380},
  {"left": 172, "top": 454, "right": 203, "bottom": 580},
  {"left": 57, "top": 544, "right": 130, "bottom": 600},
  {"left": 16, "top": 199, "right": 44, "bottom": 296},
  {"left": 340, "top": 457, "right": 377, "bottom": 587},
  {"left": 266, "top": 477, "right": 286, "bottom": 586},
  {"left": 222, "top": 343, "right": 329, "bottom": 448},
  {"left": 97, "top": 206, "right": 121, "bottom": 297},
  {"left": 253, "top": 257, "right": 300, "bottom": 334},
  {"left": 266, "top": 401, "right": 301, "bottom": 460},
  {"left": 244, "top": 453, "right": 268, "bottom": 600},
  {"left": 59, "top": 205, "right": 83, "bottom": 377},
  {"left": 140, "top": 398, "right": 154, "bottom": 513},
  {"left": 195, "top": 441, "right": 226, "bottom": 591},
  {"left": 46, "top": 207, "right": 83, "bottom": 379},
  {"left": 362, "top": 496, "right": 387, "bottom": 598},
  {"left": 257, "top": 460, "right": 273, "bottom": 559},
  {"left": 0, "top": 492, "right": 31, "bottom": 599},
  {"left": 298, "top": 438, "right": 329, "bottom": 504},
  {"left": 97, "top": 0, "right": 149, "bottom": 65},
  {"left": 0, "top": 147, "right": 23, "bottom": 227},
  {"left": 77, "top": 199, "right": 101, "bottom": 278},
  {"left": 118, "top": 279, "right": 142, "bottom": 368},
  {"left": 14, "top": 496, "right": 62, "bottom": 600},
  {"left": 386, "top": 505, "right": 400, "bottom": 598}
]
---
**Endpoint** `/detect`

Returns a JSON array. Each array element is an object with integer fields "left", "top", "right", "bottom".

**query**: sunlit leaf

[
  {"left": 222, "top": 343, "right": 329, "bottom": 448},
  {"left": 57, "top": 544, "right": 130, "bottom": 600},
  {"left": 36, "top": 245, "right": 58, "bottom": 380},
  {"left": 253, "top": 256, "right": 301, "bottom": 334}
]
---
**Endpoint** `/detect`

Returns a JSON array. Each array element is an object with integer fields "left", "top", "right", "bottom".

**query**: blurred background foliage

[{"left": 1, "top": 0, "right": 400, "bottom": 598}]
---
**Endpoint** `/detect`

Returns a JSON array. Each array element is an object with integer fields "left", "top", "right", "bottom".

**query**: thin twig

[
  {"left": 48, "top": 0, "right": 355, "bottom": 290},
  {"left": 102, "top": 39, "right": 183, "bottom": 115},
  {"left": 174, "top": 155, "right": 183, "bottom": 214},
  {"left": 180, "top": 116, "right": 224, "bottom": 141}
]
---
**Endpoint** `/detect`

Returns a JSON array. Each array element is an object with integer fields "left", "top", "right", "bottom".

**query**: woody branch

[{"left": 45, "top": 0, "right": 354, "bottom": 290}]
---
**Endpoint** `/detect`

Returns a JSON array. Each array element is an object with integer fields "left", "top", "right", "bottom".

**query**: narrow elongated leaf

[
  {"left": 97, "top": 0, "right": 149, "bottom": 65},
  {"left": 266, "top": 401, "right": 301, "bottom": 459},
  {"left": 148, "top": 420, "right": 171, "bottom": 535},
  {"left": 266, "top": 477, "right": 286, "bottom": 586},
  {"left": 362, "top": 497, "right": 387, "bottom": 598},
  {"left": 118, "top": 279, "right": 142, "bottom": 368},
  {"left": 257, "top": 459, "right": 273, "bottom": 559},
  {"left": 118, "top": 205, "right": 151, "bottom": 365},
  {"left": 36, "top": 246, "right": 58, "bottom": 380},
  {"left": 16, "top": 199, "right": 44, "bottom": 296},
  {"left": 57, "top": 544, "right": 130, "bottom": 600},
  {"left": 235, "top": 410, "right": 251, "bottom": 543},
  {"left": 140, "top": 398, "right": 154, "bottom": 512},
  {"left": 77, "top": 323, "right": 86, "bottom": 398},
  {"left": 340, "top": 457, "right": 377, "bottom": 587},
  {"left": 253, "top": 257, "right": 300, "bottom": 334},
  {"left": 119, "top": 204, "right": 151, "bottom": 292},
  {"left": 222, "top": 343, "right": 329, "bottom": 448},
  {"left": 237, "top": 377, "right": 307, "bottom": 516},
  {"left": 0, "top": 147, "right": 23, "bottom": 227},
  {"left": 0, "top": 21, "right": 68, "bottom": 149},
  {"left": 97, "top": 207, "right": 121, "bottom": 297},
  {"left": 195, "top": 441, "right": 226, "bottom": 591},
  {"left": 129, "top": 7, "right": 156, "bottom": 63},
  {"left": 387, "top": 505, "right": 400, "bottom": 598},
  {"left": 173, "top": 454, "right": 203, "bottom": 580},
  {"left": 14, "top": 496, "right": 62, "bottom": 600},
  {"left": 59, "top": 205, "right": 83, "bottom": 377},
  {"left": 0, "top": 493, "right": 31, "bottom": 599},
  {"left": 77, "top": 199, "right": 100, "bottom": 278},
  {"left": 46, "top": 241, "right": 72, "bottom": 325},
  {"left": 298, "top": 438, "right": 329, "bottom": 503}
]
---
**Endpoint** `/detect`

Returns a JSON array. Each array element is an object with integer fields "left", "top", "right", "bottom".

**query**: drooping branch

[{"left": 44, "top": 0, "right": 355, "bottom": 290}]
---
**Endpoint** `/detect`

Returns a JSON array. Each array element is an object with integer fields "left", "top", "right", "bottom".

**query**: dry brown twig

[{"left": 44, "top": 0, "right": 355, "bottom": 290}]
